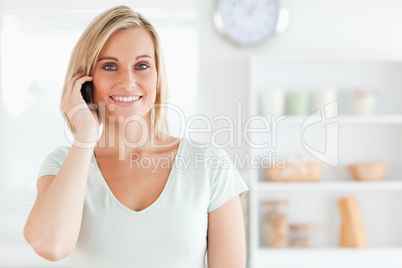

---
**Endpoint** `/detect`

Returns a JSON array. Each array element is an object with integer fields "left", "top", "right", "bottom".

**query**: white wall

[{"left": 196, "top": 0, "right": 402, "bottom": 157}]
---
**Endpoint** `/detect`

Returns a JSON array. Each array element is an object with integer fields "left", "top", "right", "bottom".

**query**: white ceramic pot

[
  {"left": 260, "top": 89, "right": 285, "bottom": 118},
  {"left": 314, "top": 88, "right": 338, "bottom": 117},
  {"left": 353, "top": 89, "right": 377, "bottom": 116}
]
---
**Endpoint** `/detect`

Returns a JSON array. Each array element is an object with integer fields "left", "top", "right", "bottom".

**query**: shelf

[
  {"left": 256, "top": 181, "right": 402, "bottom": 192},
  {"left": 250, "top": 53, "right": 402, "bottom": 63},
  {"left": 268, "top": 115, "right": 402, "bottom": 125},
  {"left": 257, "top": 247, "right": 402, "bottom": 254},
  {"left": 248, "top": 53, "right": 402, "bottom": 268},
  {"left": 253, "top": 247, "right": 402, "bottom": 268},
  {"left": 337, "top": 115, "right": 402, "bottom": 124}
]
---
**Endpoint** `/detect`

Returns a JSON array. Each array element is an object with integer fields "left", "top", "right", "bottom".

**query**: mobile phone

[{"left": 81, "top": 81, "right": 93, "bottom": 104}]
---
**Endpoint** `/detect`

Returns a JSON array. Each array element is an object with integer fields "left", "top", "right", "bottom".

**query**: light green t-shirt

[{"left": 37, "top": 138, "right": 249, "bottom": 268}]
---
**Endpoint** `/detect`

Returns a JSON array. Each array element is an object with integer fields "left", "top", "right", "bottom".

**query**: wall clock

[{"left": 214, "top": 0, "right": 288, "bottom": 46}]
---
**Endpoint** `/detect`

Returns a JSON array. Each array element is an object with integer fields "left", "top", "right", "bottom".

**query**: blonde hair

[{"left": 60, "top": 5, "right": 169, "bottom": 141}]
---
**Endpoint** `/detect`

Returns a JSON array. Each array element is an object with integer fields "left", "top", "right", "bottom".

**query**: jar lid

[{"left": 289, "top": 223, "right": 318, "bottom": 230}]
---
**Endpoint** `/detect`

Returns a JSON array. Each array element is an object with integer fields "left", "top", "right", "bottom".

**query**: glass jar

[
  {"left": 262, "top": 200, "right": 289, "bottom": 248},
  {"left": 289, "top": 223, "right": 318, "bottom": 248}
]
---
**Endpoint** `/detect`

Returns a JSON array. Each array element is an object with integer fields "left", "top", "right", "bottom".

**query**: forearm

[{"left": 24, "top": 139, "right": 94, "bottom": 260}]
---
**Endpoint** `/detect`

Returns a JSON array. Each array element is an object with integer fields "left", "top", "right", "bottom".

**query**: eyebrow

[
  {"left": 136, "top": 54, "right": 153, "bottom": 60},
  {"left": 98, "top": 56, "right": 118, "bottom": 62},
  {"left": 97, "top": 55, "right": 153, "bottom": 62}
]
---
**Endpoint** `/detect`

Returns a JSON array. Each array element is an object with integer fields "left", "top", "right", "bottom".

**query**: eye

[
  {"left": 136, "top": 63, "right": 149, "bottom": 70},
  {"left": 103, "top": 64, "right": 117, "bottom": 71}
]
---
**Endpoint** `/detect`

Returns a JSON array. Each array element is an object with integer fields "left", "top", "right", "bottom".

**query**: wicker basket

[
  {"left": 267, "top": 161, "right": 321, "bottom": 182},
  {"left": 348, "top": 163, "right": 389, "bottom": 181}
]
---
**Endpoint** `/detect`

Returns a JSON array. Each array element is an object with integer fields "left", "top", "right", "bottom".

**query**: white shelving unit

[
  {"left": 257, "top": 181, "right": 402, "bottom": 192},
  {"left": 254, "top": 248, "right": 402, "bottom": 268},
  {"left": 278, "top": 115, "right": 402, "bottom": 125},
  {"left": 247, "top": 54, "right": 402, "bottom": 268}
]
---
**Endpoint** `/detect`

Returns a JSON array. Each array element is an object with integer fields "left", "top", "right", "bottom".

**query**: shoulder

[
  {"left": 179, "top": 138, "right": 229, "bottom": 158},
  {"left": 37, "top": 146, "right": 72, "bottom": 179},
  {"left": 51, "top": 145, "right": 71, "bottom": 156},
  {"left": 178, "top": 138, "right": 233, "bottom": 172},
  {"left": 45, "top": 146, "right": 71, "bottom": 162}
]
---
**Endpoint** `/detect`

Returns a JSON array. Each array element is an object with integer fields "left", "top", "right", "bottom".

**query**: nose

[{"left": 117, "top": 68, "right": 136, "bottom": 91}]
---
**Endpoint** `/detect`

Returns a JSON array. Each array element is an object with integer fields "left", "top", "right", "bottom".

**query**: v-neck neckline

[{"left": 91, "top": 138, "right": 183, "bottom": 215}]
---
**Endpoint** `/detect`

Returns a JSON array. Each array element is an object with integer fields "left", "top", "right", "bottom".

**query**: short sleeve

[
  {"left": 207, "top": 147, "right": 249, "bottom": 213},
  {"left": 37, "top": 146, "right": 70, "bottom": 180}
]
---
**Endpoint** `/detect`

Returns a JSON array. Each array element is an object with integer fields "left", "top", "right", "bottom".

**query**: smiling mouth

[{"left": 110, "top": 95, "right": 142, "bottom": 102}]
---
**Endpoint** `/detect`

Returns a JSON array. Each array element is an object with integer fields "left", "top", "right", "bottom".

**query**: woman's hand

[{"left": 61, "top": 74, "right": 99, "bottom": 142}]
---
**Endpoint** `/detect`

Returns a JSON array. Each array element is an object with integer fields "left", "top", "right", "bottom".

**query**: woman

[{"left": 24, "top": 5, "right": 248, "bottom": 268}]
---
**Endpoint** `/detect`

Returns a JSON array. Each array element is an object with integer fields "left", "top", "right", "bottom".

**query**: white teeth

[{"left": 112, "top": 96, "right": 141, "bottom": 102}]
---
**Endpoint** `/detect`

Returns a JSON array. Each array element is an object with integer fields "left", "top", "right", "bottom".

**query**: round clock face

[{"left": 214, "top": 0, "right": 279, "bottom": 46}]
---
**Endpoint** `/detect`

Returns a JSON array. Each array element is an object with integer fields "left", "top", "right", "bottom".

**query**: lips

[
  {"left": 110, "top": 94, "right": 143, "bottom": 107},
  {"left": 111, "top": 95, "right": 141, "bottom": 102}
]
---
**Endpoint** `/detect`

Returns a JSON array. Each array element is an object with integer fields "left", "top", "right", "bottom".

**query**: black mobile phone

[{"left": 81, "top": 81, "right": 93, "bottom": 104}]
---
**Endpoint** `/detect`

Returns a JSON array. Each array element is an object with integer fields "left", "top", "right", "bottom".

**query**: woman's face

[{"left": 92, "top": 27, "right": 157, "bottom": 120}]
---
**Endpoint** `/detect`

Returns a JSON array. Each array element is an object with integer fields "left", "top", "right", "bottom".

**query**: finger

[
  {"left": 67, "top": 73, "right": 85, "bottom": 94},
  {"left": 72, "top": 76, "right": 93, "bottom": 95}
]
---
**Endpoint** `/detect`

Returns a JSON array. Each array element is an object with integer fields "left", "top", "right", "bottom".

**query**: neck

[{"left": 97, "top": 112, "right": 157, "bottom": 160}]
